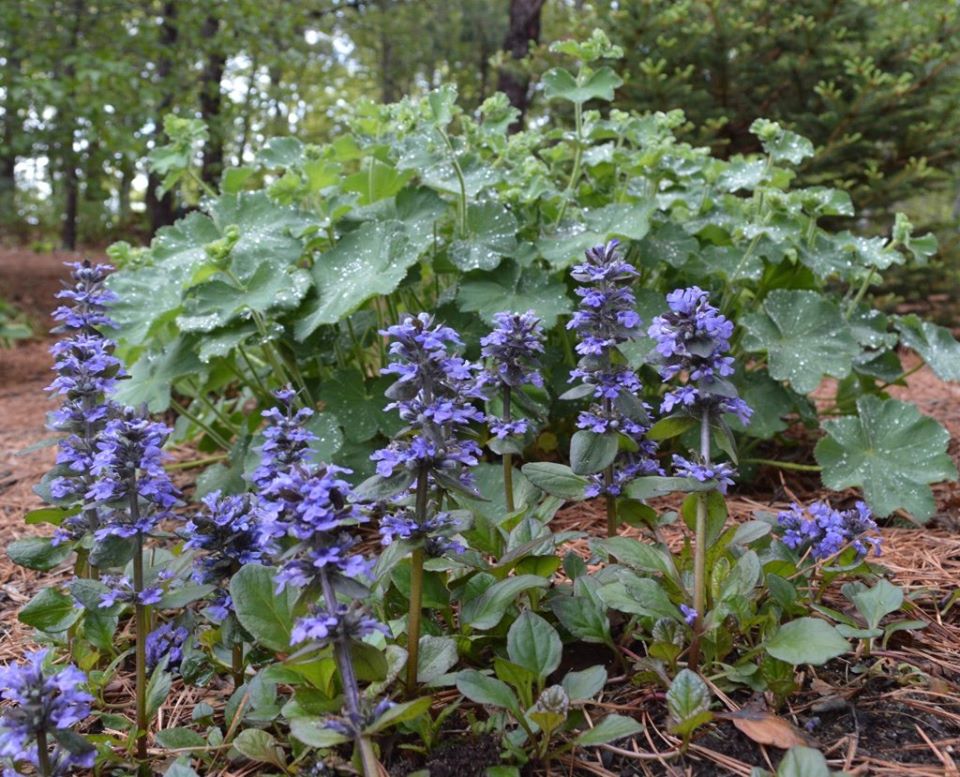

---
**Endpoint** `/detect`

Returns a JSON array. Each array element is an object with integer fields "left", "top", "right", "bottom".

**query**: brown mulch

[{"left": 1, "top": 249, "right": 959, "bottom": 775}]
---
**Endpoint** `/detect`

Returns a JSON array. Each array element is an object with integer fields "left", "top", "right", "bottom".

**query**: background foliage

[
  {"left": 101, "top": 32, "right": 958, "bottom": 523},
  {"left": 3, "top": 0, "right": 960, "bottom": 294}
]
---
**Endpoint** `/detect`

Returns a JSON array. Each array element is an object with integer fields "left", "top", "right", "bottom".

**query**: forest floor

[{"left": 1, "top": 249, "right": 959, "bottom": 775}]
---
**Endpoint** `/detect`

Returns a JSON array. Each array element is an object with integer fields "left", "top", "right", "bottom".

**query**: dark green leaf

[
  {"left": 7, "top": 537, "right": 74, "bottom": 571},
  {"left": 765, "top": 618, "right": 849, "bottom": 666},
  {"left": 569, "top": 430, "right": 618, "bottom": 475},
  {"left": 506, "top": 611, "right": 562, "bottom": 679},
  {"left": 521, "top": 463, "right": 589, "bottom": 500},
  {"left": 574, "top": 714, "right": 643, "bottom": 746},
  {"left": 229, "top": 565, "right": 298, "bottom": 652},
  {"left": 666, "top": 669, "right": 713, "bottom": 737},
  {"left": 19, "top": 587, "right": 81, "bottom": 633}
]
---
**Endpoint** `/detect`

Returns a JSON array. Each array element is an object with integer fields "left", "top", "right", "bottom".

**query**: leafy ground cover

[{"left": 0, "top": 249, "right": 958, "bottom": 776}]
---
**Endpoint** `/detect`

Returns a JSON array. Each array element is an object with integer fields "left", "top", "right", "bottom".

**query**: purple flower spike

[
  {"left": 46, "top": 261, "right": 126, "bottom": 544},
  {"left": 87, "top": 407, "right": 180, "bottom": 540},
  {"left": 145, "top": 623, "right": 190, "bottom": 672},
  {"left": 480, "top": 310, "right": 545, "bottom": 390},
  {"left": 252, "top": 387, "right": 385, "bottom": 659},
  {"left": 371, "top": 313, "right": 484, "bottom": 492},
  {"left": 0, "top": 649, "right": 95, "bottom": 774},
  {"left": 672, "top": 455, "right": 737, "bottom": 494},
  {"left": 648, "top": 286, "right": 753, "bottom": 425},
  {"left": 777, "top": 500, "right": 881, "bottom": 561},
  {"left": 565, "top": 241, "right": 661, "bottom": 498}
]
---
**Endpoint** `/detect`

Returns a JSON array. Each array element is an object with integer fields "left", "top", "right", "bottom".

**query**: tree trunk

[
  {"left": 118, "top": 155, "right": 133, "bottom": 223},
  {"left": 497, "top": 0, "right": 546, "bottom": 128},
  {"left": 147, "top": 0, "right": 178, "bottom": 234},
  {"left": 60, "top": 0, "right": 85, "bottom": 250},
  {"left": 0, "top": 7, "right": 21, "bottom": 227},
  {"left": 378, "top": 0, "right": 397, "bottom": 103},
  {"left": 199, "top": 13, "right": 226, "bottom": 188},
  {"left": 62, "top": 157, "right": 78, "bottom": 249}
]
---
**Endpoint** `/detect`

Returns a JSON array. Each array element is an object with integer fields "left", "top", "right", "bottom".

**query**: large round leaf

[
  {"left": 742, "top": 289, "right": 860, "bottom": 394},
  {"left": 814, "top": 395, "right": 956, "bottom": 520}
]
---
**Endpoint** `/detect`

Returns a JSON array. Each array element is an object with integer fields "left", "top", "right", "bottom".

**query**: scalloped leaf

[{"left": 814, "top": 395, "right": 956, "bottom": 520}]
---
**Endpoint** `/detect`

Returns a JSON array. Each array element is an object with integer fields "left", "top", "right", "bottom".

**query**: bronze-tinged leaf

[{"left": 720, "top": 708, "right": 815, "bottom": 749}]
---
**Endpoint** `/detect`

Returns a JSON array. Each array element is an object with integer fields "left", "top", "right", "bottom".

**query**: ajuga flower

[
  {"left": 648, "top": 286, "right": 752, "bottom": 425},
  {"left": 251, "top": 388, "right": 316, "bottom": 491},
  {"left": 379, "top": 509, "right": 466, "bottom": 556},
  {"left": 88, "top": 408, "right": 179, "bottom": 540},
  {"left": 145, "top": 623, "right": 190, "bottom": 672},
  {"left": 253, "top": 389, "right": 377, "bottom": 617},
  {"left": 183, "top": 491, "right": 266, "bottom": 619},
  {"left": 371, "top": 313, "right": 484, "bottom": 492},
  {"left": 52, "top": 261, "right": 117, "bottom": 331},
  {"left": 566, "top": 241, "right": 660, "bottom": 505},
  {"left": 291, "top": 605, "right": 387, "bottom": 647},
  {"left": 671, "top": 455, "right": 737, "bottom": 494},
  {"left": 46, "top": 261, "right": 123, "bottom": 545},
  {"left": 97, "top": 575, "right": 162, "bottom": 608},
  {"left": 480, "top": 311, "right": 545, "bottom": 390},
  {"left": 778, "top": 500, "right": 881, "bottom": 560},
  {"left": 480, "top": 311, "right": 545, "bottom": 439},
  {"left": 0, "top": 649, "right": 95, "bottom": 776}
]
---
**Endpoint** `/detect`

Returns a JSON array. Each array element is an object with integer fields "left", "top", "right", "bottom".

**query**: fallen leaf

[{"left": 719, "top": 708, "right": 815, "bottom": 749}]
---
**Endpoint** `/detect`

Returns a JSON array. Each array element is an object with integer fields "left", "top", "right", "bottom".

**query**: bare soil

[{"left": 1, "top": 249, "right": 959, "bottom": 775}]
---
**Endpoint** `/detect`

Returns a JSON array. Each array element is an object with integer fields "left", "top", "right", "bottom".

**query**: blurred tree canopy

[{"left": 1, "top": 0, "right": 958, "bottom": 268}]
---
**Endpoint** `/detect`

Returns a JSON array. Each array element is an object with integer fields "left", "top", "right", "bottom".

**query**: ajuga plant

[
  {"left": 87, "top": 407, "right": 179, "bottom": 768},
  {"left": 479, "top": 310, "right": 546, "bottom": 511},
  {"left": 0, "top": 649, "right": 95, "bottom": 777},
  {"left": 648, "top": 286, "right": 751, "bottom": 668},
  {"left": 255, "top": 389, "right": 383, "bottom": 777},
  {"left": 365, "top": 313, "right": 483, "bottom": 694},
  {"left": 565, "top": 240, "right": 660, "bottom": 536},
  {"left": 46, "top": 260, "right": 122, "bottom": 576},
  {"left": 182, "top": 491, "right": 267, "bottom": 684}
]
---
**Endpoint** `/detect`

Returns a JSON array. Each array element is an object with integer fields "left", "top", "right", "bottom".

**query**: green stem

[
  {"left": 604, "top": 468, "right": 617, "bottom": 537},
  {"left": 602, "top": 397, "right": 617, "bottom": 537},
  {"left": 346, "top": 316, "right": 368, "bottom": 376},
  {"left": 36, "top": 728, "right": 52, "bottom": 777},
  {"left": 189, "top": 167, "right": 218, "bottom": 199},
  {"left": 237, "top": 346, "right": 272, "bottom": 399},
  {"left": 320, "top": 572, "right": 380, "bottom": 777},
  {"left": 231, "top": 642, "right": 243, "bottom": 689},
  {"left": 844, "top": 267, "right": 876, "bottom": 320},
  {"left": 132, "top": 529, "right": 149, "bottom": 769},
  {"left": 503, "top": 386, "right": 515, "bottom": 513},
  {"left": 164, "top": 454, "right": 229, "bottom": 472},
  {"left": 742, "top": 458, "right": 822, "bottom": 473},
  {"left": 406, "top": 545, "right": 426, "bottom": 695},
  {"left": 170, "top": 397, "right": 232, "bottom": 451},
  {"left": 879, "top": 361, "right": 924, "bottom": 389},
  {"left": 189, "top": 382, "right": 241, "bottom": 435},
  {"left": 440, "top": 129, "right": 468, "bottom": 236},
  {"left": 74, "top": 546, "right": 90, "bottom": 580},
  {"left": 555, "top": 94, "right": 584, "bottom": 227},
  {"left": 406, "top": 468, "right": 430, "bottom": 696},
  {"left": 688, "top": 409, "right": 712, "bottom": 672}
]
